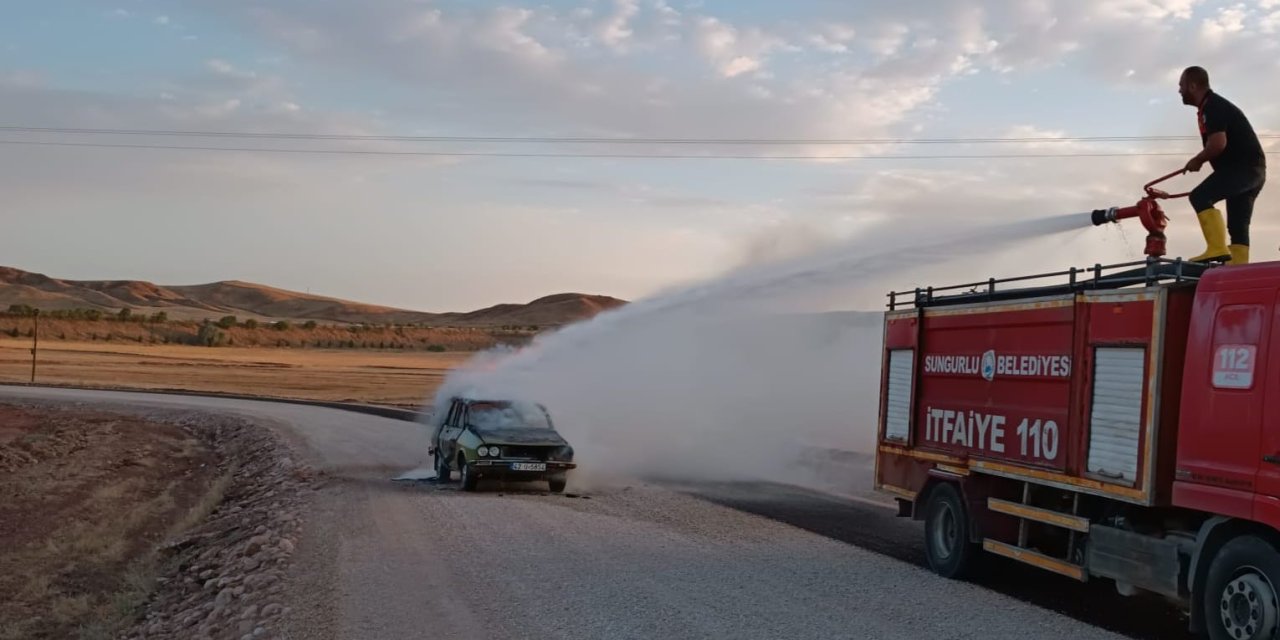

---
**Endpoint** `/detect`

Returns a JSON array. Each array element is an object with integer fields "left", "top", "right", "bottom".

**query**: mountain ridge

[{"left": 0, "top": 266, "right": 626, "bottom": 327}]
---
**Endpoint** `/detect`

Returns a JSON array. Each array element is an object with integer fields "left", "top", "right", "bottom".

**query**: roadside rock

[{"left": 110, "top": 411, "right": 314, "bottom": 640}]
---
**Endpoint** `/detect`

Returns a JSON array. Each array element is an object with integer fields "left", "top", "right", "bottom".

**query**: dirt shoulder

[
  {"left": 0, "top": 404, "right": 217, "bottom": 639},
  {"left": 0, "top": 401, "right": 315, "bottom": 640}
]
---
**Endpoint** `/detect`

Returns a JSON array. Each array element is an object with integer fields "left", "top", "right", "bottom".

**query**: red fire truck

[{"left": 874, "top": 257, "right": 1280, "bottom": 640}]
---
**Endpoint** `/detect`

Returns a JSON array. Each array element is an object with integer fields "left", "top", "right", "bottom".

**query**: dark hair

[{"left": 1183, "top": 66, "right": 1210, "bottom": 88}]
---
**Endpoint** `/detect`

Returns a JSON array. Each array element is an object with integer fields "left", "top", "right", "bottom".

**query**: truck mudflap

[{"left": 1086, "top": 524, "right": 1192, "bottom": 600}]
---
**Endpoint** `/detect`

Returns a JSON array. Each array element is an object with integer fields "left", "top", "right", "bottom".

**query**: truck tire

[
  {"left": 548, "top": 475, "right": 567, "bottom": 493},
  {"left": 1204, "top": 535, "right": 1280, "bottom": 640},
  {"left": 924, "top": 483, "right": 978, "bottom": 579}
]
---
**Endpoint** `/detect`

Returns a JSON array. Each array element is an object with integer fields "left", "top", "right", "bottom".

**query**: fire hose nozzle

[{"left": 1090, "top": 207, "right": 1119, "bottom": 226}]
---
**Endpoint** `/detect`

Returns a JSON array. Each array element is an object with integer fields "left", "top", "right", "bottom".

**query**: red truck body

[{"left": 875, "top": 258, "right": 1280, "bottom": 638}]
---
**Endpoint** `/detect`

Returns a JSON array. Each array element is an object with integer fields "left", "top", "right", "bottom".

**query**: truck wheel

[
  {"left": 434, "top": 452, "right": 451, "bottom": 483},
  {"left": 924, "top": 483, "right": 977, "bottom": 579},
  {"left": 548, "top": 475, "right": 567, "bottom": 493},
  {"left": 1204, "top": 535, "right": 1280, "bottom": 640},
  {"left": 459, "top": 458, "right": 478, "bottom": 492}
]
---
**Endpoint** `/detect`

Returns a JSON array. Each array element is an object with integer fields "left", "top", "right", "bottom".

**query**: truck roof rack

[{"left": 887, "top": 257, "right": 1214, "bottom": 310}]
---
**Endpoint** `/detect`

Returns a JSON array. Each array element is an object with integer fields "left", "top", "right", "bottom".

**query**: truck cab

[{"left": 1174, "top": 262, "right": 1280, "bottom": 523}]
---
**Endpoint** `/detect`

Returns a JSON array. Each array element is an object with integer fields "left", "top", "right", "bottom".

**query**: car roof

[{"left": 445, "top": 397, "right": 552, "bottom": 414}]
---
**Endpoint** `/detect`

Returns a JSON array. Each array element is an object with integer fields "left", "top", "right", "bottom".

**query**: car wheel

[
  {"left": 460, "top": 457, "right": 478, "bottom": 492},
  {"left": 548, "top": 475, "right": 567, "bottom": 493},
  {"left": 434, "top": 451, "right": 451, "bottom": 483},
  {"left": 1204, "top": 535, "right": 1280, "bottom": 640},
  {"left": 924, "top": 483, "right": 978, "bottom": 579}
]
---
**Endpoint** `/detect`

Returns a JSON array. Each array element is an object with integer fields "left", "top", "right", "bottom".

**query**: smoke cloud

[{"left": 432, "top": 211, "right": 1109, "bottom": 492}]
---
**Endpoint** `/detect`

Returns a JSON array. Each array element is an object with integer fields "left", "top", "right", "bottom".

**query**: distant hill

[{"left": 0, "top": 266, "right": 626, "bottom": 327}]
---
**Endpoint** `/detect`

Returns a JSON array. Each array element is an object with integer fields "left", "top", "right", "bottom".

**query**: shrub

[
  {"left": 426, "top": 344, "right": 447, "bottom": 353},
  {"left": 273, "top": 321, "right": 290, "bottom": 331},
  {"left": 85, "top": 309, "right": 103, "bottom": 321},
  {"left": 6, "top": 328, "right": 17, "bottom": 338},
  {"left": 243, "top": 319, "right": 259, "bottom": 329},
  {"left": 303, "top": 320, "right": 317, "bottom": 330},
  {"left": 197, "top": 323, "right": 227, "bottom": 347},
  {"left": 117, "top": 308, "right": 132, "bottom": 321},
  {"left": 150, "top": 312, "right": 168, "bottom": 323},
  {"left": 217, "top": 315, "right": 238, "bottom": 329}
]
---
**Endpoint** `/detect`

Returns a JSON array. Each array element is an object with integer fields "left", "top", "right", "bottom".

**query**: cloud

[
  {"left": 206, "top": 58, "right": 257, "bottom": 80},
  {"left": 201, "top": 2, "right": 974, "bottom": 143},
  {"left": 1, "top": 70, "right": 44, "bottom": 88},
  {"left": 154, "top": 15, "right": 171, "bottom": 26},
  {"left": 597, "top": 0, "right": 640, "bottom": 50},
  {"left": 807, "top": 24, "right": 856, "bottom": 53},
  {"left": 692, "top": 16, "right": 790, "bottom": 78},
  {"left": 1200, "top": 3, "right": 1248, "bottom": 44}
]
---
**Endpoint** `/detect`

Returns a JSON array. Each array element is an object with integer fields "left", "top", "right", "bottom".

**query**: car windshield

[{"left": 467, "top": 401, "right": 552, "bottom": 430}]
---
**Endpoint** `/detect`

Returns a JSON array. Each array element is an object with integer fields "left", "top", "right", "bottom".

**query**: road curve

[{"left": 1, "top": 386, "right": 1139, "bottom": 640}]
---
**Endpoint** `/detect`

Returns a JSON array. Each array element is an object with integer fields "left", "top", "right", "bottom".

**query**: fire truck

[{"left": 874, "top": 253, "right": 1280, "bottom": 640}]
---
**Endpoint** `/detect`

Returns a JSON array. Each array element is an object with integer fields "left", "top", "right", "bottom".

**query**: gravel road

[{"left": 0, "top": 386, "right": 1148, "bottom": 640}]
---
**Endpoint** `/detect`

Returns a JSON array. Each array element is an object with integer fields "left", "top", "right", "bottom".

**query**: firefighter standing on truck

[{"left": 1178, "top": 65, "right": 1266, "bottom": 265}]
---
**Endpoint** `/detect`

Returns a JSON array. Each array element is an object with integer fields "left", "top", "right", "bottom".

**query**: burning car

[{"left": 427, "top": 396, "right": 576, "bottom": 492}]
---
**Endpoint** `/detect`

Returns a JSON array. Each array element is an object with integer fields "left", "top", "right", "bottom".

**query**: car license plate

[{"left": 511, "top": 462, "right": 546, "bottom": 472}]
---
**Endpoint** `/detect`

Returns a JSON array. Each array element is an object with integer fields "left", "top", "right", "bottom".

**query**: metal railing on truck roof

[{"left": 886, "top": 257, "right": 1213, "bottom": 310}]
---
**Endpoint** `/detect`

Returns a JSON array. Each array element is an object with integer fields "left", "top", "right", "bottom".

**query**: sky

[{"left": 2, "top": 0, "right": 1278, "bottom": 312}]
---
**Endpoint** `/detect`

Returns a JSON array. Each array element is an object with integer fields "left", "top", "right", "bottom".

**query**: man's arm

[
  {"left": 1186, "top": 132, "right": 1226, "bottom": 172},
  {"left": 1187, "top": 100, "right": 1228, "bottom": 172}
]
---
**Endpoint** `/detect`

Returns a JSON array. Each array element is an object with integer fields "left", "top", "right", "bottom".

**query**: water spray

[{"left": 1089, "top": 169, "right": 1189, "bottom": 258}]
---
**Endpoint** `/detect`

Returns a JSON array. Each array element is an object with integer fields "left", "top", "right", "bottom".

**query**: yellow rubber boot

[
  {"left": 1228, "top": 244, "right": 1250, "bottom": 265},
  {"left": 1189, "top": 208, "right": 1231, "bottom": 263}
]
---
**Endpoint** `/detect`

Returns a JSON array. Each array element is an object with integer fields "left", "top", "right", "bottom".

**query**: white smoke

[{"left": 432, "top": 211, "right": 1118, "bottom": 491}]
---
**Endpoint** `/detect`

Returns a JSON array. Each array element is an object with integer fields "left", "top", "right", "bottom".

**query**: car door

[{"left": 438, "top": 401, "right": 465, "bottom": 463}]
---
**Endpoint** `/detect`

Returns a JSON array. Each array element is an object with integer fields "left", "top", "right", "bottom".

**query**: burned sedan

[{"left": 428, "top": 396, "right": 576, "bottom": 492}]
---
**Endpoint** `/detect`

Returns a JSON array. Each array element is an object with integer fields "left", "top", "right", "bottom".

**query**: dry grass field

[
  {"left": 0, "top": 404, "right": 219, "bottom": 640},
  {"left": 0, "top": 339, "right": 476, "bottom": 408}
]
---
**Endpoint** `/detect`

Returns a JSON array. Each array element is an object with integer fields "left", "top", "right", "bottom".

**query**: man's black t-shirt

[{"left": 1199, "top": 91, "right": 1266, "bottom": 172}]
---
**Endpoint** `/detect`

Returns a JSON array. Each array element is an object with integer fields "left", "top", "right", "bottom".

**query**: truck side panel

[
  {"left": 914, "top": 300, "right": 1075, "bottom": 471},
  {"left": 877, "top": 288, "right": 1181, "bottom": 507}
]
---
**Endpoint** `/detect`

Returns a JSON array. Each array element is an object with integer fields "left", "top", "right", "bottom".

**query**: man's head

[{"left": 1180, "top": 66, "right": 1211, "bottom": 106}]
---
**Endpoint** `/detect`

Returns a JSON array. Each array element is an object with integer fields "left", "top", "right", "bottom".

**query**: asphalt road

[{"left": 0, "top": 386, "right": 1187, "bottom": 640}]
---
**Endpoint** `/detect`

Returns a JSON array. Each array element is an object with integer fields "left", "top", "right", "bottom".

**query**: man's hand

[{"left": 1186, "top": 132, "right": 1226, "bottom": 173}]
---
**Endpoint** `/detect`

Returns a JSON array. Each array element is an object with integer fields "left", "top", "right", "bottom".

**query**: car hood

[{"left": 471, "top": 426, "right": 567, "bottom": 446}]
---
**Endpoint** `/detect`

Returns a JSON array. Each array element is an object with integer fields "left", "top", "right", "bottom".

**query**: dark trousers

[{"left": 1189, "top": 167, "right": 1266, "bottom": 246}]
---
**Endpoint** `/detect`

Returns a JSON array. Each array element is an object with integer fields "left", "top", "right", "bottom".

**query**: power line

[
  {"left": 6, "top": 138, "right": 1275, "bottom": 160},
  {"left": 3, "top": 125, "right": 1278, "bottom": 146}
]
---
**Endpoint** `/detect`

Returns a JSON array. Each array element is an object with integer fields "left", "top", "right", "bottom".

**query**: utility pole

[{"left": 30, "top": 309, "right": 38, "bottom": 383}]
